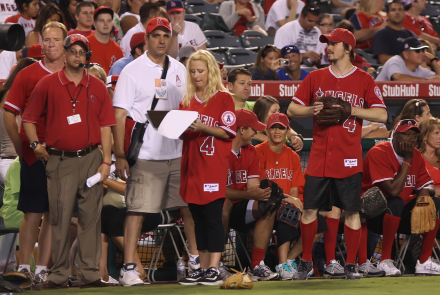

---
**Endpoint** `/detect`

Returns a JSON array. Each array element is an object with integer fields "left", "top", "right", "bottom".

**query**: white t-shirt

[
  {"left": 177, "top": 21, "right": 207, "bottom": 59},
  {"left": 5, "top": 14, "right": 35, "bottom": 36},
  {"left": 274, "top": 19, "right": 326, "bottom": 66},
  {"left": 265, "top": 0, "right": 305, "bottom": 31},
  {"left": 0, "top": 0, "right": 17, "bottom": 24},
  {"left": 0, "top": 50, "right": 17, "bottom": 81},
  {"left": 375, "top": 55, "right": 435, "bottom": 81},
  {"left": 113, "top": 52, "right": 186, "bottom": 160},
  {"left": 120, "top": 22, "right": 144, "bottom": 57}
]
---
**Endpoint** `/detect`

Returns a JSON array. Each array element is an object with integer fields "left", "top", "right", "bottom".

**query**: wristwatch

[{"left": 30, "top": 141, "right": 40, "bottom": 150}]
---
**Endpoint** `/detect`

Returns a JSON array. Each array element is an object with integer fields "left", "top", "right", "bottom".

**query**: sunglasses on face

[{"left": 413, "top": 48, "right": 426, "bottom": 53}]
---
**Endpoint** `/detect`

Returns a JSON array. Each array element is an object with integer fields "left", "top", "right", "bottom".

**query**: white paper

[
  {"left": 158, "top": 110, "right": 198, "bottom": 139},
  {"left": 86, "top": 164, "right": 116, "bottom": 187}
]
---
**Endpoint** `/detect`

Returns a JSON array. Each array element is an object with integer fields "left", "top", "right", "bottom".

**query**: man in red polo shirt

[
  {"left": 287, "top": 28, "right": 387, "bottom": 280},
  {"left": 22, "top": 34, "right": 116, "bottom": 289},
  {"left": 3, "top": 21, "right": 67, "bottom": 287}
]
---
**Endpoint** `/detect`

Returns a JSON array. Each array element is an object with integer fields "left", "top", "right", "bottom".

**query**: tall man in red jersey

[
  {"left": 22, "top": 34, "right": 116, "bottom": 289},
  {"left": 287, "top": 28, "right": 388, "bottom": 280},
  {"left": 3, "top": 21, "right": 67, "bottom": 287},
  {"left": 361, "top": 119, "right": 440, "bottom": 276}
]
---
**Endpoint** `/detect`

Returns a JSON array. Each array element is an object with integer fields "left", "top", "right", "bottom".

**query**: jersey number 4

[
  {"left": 200, "top": 136, "right": 215, "bottom": 155},
  {"left": 343, "top": 116, "right": 356, "bottom": 133}
]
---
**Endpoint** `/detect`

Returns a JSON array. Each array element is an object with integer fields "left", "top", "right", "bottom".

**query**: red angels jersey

[
  {"left": 180, "top": 91, "right": 237, "bottom": 205},
  {"left": 227, "top": 145, "right": 260, "bottom": 203},
  {"left": 362, "top": 142, "right": 433, "bottom": 205},
  {"left": 255, "top": 141, "right": 305, "bottom": 195},
  {"left": 403, "top": 12, "right": 438, "bottom": 38},
  {"left": 5, "top": 14, "right": 35, "bottom": 36},
  {"left": 292, "top": 66, "right": 386, "bottom": 179}
]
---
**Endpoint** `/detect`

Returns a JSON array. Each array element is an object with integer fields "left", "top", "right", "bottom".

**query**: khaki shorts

[{"left": 125, "top": 158, "right": 187, "bottom": 213}]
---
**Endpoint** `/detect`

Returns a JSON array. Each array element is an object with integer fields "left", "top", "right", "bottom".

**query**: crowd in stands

[{"left": 0, "top": 0, "right": 440, "bottom": 290}]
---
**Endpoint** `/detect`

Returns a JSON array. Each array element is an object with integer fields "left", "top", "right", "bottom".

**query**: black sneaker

[
  {"left": 297, "top": 259, "right": 313, "bottom": 280},
  {"left": 178, "top": 268, "right": 205, "bottom": 285},
  {"left": 198, "top": 267, "right": 223, "bottom": 286},
  {"left": 344, "top": 263, "right": 361, "bottom": 280}
]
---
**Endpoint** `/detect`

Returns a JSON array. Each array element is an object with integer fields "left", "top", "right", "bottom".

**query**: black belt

[{"left": 48, "top": 144, "right": 99, "bottom": 157}]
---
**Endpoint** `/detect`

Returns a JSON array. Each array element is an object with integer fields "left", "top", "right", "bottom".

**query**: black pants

[{"left": 188, "top": 198, "right": 225, "bottom": 253}]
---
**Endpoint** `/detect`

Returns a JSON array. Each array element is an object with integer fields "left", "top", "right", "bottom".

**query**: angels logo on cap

[
  {"left": 171, "top": 1, "right": 176, "bottom": 7},
  {"left": 157, "top": 18, "right": 164, "bottom": 25},
  {"left": 274, "top": 114, "right": 280, "bottom": 121},
  {"left": 222, "top": 111, "right": 236, "bottom": 127}
]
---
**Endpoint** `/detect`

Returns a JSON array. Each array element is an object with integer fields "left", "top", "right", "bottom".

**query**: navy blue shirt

[{"left": 276, "top": 68, "right": 309, "bottom": 81}]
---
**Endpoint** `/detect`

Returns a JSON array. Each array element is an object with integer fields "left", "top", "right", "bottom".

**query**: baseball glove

[
  {"left": 411, "top": 195, "right": 436, "bottom": 234},
  {"left": 258, "top": 179, "right": 284, "bottom": 219},
  {"left": 2, "top": 272, "right": 31, "bottom": 290},
  {"left": 0, "top": 278, "right": 23, "bottom": 293},
  {"left": 315, "top": 96, "right": 352, "bottom": 125},
  {"left": 277, "top": 203, "right": 301, "bottom": 228},
  {"left": 220, "top": 270, "right": 254, "bottom": 290},
  {"left": 360, "top": 186, "right": 387, "bottom": 219}
]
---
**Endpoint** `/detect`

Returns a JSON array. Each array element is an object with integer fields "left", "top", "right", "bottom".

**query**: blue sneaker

[
  {"left": 276, "top": 262, "right": 298, "bottom": 280},
  {"left": 297, "top": 259, "right": 314, "bottom": 280},
  {"left": 288, "top": 259, "right": 298, "bottom": 271}
]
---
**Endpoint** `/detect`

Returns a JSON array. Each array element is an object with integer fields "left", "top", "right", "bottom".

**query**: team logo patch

[
  {"left": 204, "top": 183, "right": 219, "bottom": 192},
  {"left": 221, "top": 111, "right": 236, "bottom": 127},
  {"left": 176, "top": 75, "right": 182, "bottom": 87},
  {"left": 315, "top": 87, "right": 324, "bottom": 98},
  {"left": 171, "top": 1, "right": 176, "bottom": 7},
  {"left": 344, "top": 159, "right": 357, "bottom": 167},
  {"left": 157, "top": 18, "right": 164, "bottom": 25},
  {"left": 374, "top": 86, "right": 384, "bottom": 102},
  {"left": 156, "top": 88, "right": 166, "bottom": 97}
]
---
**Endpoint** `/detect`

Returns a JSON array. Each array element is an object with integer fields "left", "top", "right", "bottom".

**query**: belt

[
  {"left": 1, "top": 156, "right": 17, "bottom": 160},
  {"left": 48, "top": 144, "right": 99, "bottom": 158}
]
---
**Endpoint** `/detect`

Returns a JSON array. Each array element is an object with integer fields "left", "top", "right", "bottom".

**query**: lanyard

[{"left": 65, "top": 84, "right": 83, "bottom": 114}]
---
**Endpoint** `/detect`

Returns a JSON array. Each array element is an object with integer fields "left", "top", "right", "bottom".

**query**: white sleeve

[
  {"left": 112, "top": 70, "right": 136, "bottom": 112},
  {"left": 194, "top": 26, "right": 207, "bottom": 47}
]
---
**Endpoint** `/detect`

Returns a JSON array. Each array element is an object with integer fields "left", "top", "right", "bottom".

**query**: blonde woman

[
  {"left": 418, "top": 117, "right": 440, "bottom": 196},
  {"left": 179, "top": 50, "right": 236, "bottom": 286}
]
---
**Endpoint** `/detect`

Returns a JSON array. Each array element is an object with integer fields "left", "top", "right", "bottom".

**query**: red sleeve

[
  {"left": 366, "top": 147, "right": 396, "bottom": 185},
  {"left": 290, "top": 151, "right": 305, "bottom": 188},
  {"left": 403, "top": 15, "right": 422, "bottom": 36},
  {"left": 4, "top": 71, "right": 27, "bottom": 115},
  {"left": 414, "top": 151, "right": 433, "bottom": 190},
  {"left": 292, "top": 72, "right": 313, "bottom": 106},
  {"left": 247, "top": 146, "right": 260, "bottom": 180},
  {"left": 255, "top": 145, "right": 267, "bottom": 180},
  {"left": 5, "top": 15, "right": 19, "bottom": 23},
  {"left": 22, "top": 78, "right": 48, "bottom": 123},
  {"left": 98, "top": 82, "right": 116, "bottom": 127},
  {"left": 364, "top": 74, "right": 387, "bottom": 109},
  {"left": 218, "top": 92, "right": 236, "bottom": 138}
]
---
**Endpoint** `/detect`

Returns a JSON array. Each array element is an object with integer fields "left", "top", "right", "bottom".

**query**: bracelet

[
  {"left": 430, "top": 57, "right": 439, "bottom": 63},
  {"left": 403, "top": 161, "right": 411, "bottom": 168},
  {"left": 102, "top": 162, "right": 112, "bottom": 166},
  {"left": 294, "top": 134, "right": 304, "bottom": 142}
]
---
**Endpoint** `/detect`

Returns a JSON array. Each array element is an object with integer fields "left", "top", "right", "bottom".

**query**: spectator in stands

[
  {"left": 250, "top": 45, "right": 283, "bottom": 80},
  {"left": 5, "top": 0, "right": 39, "bottom": 36},
  {"left": 227, "top": 67, "right": 254, "bottom": 110},
  {"left": 331, "top": 0, "right": 358, "bottom": 18},
  {"left": 89, "top": 63, "right": 107, "bottom": 84},
  {"left": 166, "top": 0, "right": 206, "bottom": 59},
  {"left": 274, "top": 4, "right": 326, "bottom": 67},
  {"left": 178, "top": 45, "right": 197, "bottom": 67},
  {"left": 120, "top": 0, "right": 147, "bottom": 34},
  {"left": 87, "top": 6, "right": 123, "bottom": 74},
  {"left": 59, "top": 0, "right": 83, "bottom": 31},
  {"left": 219, "top": 0, "right": 267, "bottom": 36},
  {"left": 68, "top": 1, "right": 95, "bottom": 37},
  {"left": 265, "top": 0, "right": 304, "bottom": 36},
  {"left": 0, "top": 44, "right": 44, "bottom": 84},
  {"left": 318, "top": 13, "right": 334, "bottom": 35},
  {"left": 419, "top": 40, "right": 437, "bottom": 71},
  {"left": 109, "top": 32, "right": 146, "bottom": 75},
  {"left": 277, "top": 45, "right": 310, "bottom": 81},
  {"left": 94, "top": 0, "right": 123, "bottom": 43},
  {"left": 106, "top": 74, "right": 118, "bottom": 99},
  {"left": 120, "top": 2, "right": 160, "bottom": 57},
  {"left": 394, "top": 99, "right": 432, "bottom": 128},
  {"left": 25, "top": 3, "right": 64, "bottom": 46},
  {"left": 376, "top": 37, "right": 440, "bottom": 81},
  {"left": 418, "top": 117, "right": 440, "bottom": 196},
  {"left": 373, "top": 0, "right": 415, "bottom": 65},
  {"left": 403, "top": 0, "right": 440, "bottom": 49},
  {"left": 349, "top": 0, "right": 386, "bottom": 49}
]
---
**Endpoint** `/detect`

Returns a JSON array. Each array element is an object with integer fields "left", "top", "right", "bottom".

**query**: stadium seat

[
  {"left": 225, "top": 48, "right": 257, "bottom": 66},
  {"left": 240, "top": 30, "right": 275, "bottom": 48},
  {"left": 422, "top": 3, "right": 440, "bottom": 17},
  {"left": 307, "top": 0, "right": 332, "bottom": 13},
  {"left": 186, "top": 0, "right": 220, "bottom": 14},
  {"left": 184, "top": 13, "right": 203, "bottom": 27},
  {"left": 355, "top": 48, "right": 380, "bottom": 68},
  {"left": 331, "top": 14, "right": 344, "bottom": 24},
  {"left": 204, "top": 30, "right": 241, "bottom": 49},
  {"left": 224, "top": 64, "right": 247, "bottom": 74},
  {"left": 210, "top": 52, "right": 227, "bottom": 64}
]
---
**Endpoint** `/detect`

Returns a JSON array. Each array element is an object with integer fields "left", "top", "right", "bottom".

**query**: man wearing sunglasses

[{"left": 376, "top": 37, "right": 440, "bottom": 81}]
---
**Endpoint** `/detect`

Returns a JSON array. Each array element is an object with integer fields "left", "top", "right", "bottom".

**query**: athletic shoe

[
  {"left": 289, "top": 259, "right": 298, "bottom": 271},
  {"left": 297, "top": 259, "right": 314, "bottom": 280},
  {"left": 323, "top": 260, "right": 346, "bottom": 279},
  {"left": 198, "top": 267, "right": 223, "bottom": 286},
  {"left": 178, "top": 268, "right": 205, "bottom": 285},
  {"left": 415, "top": 257, "right": 440, "bottom": 276},
  {"left": 18, "top": 268, "right": 34, "bottom": 290},
  {"left": 248, "top": 260, "right": 279, "bottom": 281},
  {"left": 358, "top": 260, "right": 385, "bottom": 277},
  {"left": 344, "top": 263, "right": 361, "bottom": 280},
  {"left": 276, "top": 262, "right": 297, "bottom": 280},
  {"left": 218, "top": 262, "right": 233, "bottom": 280},
  {"left": 119, "top": 263, "right": 144, "bottom": 286},
  {"left": 34, "top": 269, "right": 49, "bottom": 284},
  {"left": 68, "top": 276, "right": 81, "bottom": 287},
  {"left": 378, "top": 259, "right": 401, "bottom": 277},
  {"left": 106, "top": 276, "right": 119, "bottom": 284},
  {"left": 188, "top": 256, "right": 201, "bottom": 275}
]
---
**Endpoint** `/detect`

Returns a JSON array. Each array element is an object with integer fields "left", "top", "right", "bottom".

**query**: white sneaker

[
  {"left": 247, "top": 260, "right": 279, "bottom": 281},
  {"left": 107, "top": 276, "right": 119, "bottom": 284},
  {"left": 415, "top": 257, "right": 440, "bottom": 276},
  {"left": 218, "top": 262, "right": 233, "bottom": 280},
  {"left": 378, "top": 259, "right": 401, "bottom": 277},
  {"left": 188, "top": 256, "right": 200, "bottom": 275},
  {"left": 119, "top": 263, "right": 144, "bottom": 286},
  {"left": 276, "top": 262, "right": 297, "bottom": 280}
]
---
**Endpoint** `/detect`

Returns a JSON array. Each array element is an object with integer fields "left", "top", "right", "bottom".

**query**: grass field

[{"left": 25, "top": 277, "right": 440, "bottom": 295}]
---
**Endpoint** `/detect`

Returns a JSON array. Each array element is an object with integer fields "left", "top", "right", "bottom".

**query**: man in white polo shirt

[
  {"left": 113, "top": 17, "right": 197, "bottom": 286},
  {"left": 265, "top": 0, "right": 304, "bottom": 35}
]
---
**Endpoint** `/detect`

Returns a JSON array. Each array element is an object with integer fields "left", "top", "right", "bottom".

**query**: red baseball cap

[
  {"left": 22, "top": 43, "right": 44, "bottom": 58},
  {"left": 130, "top": 32, "right": 146, "bottom": 50},
  {"left": 267, "top": 113, "right": 290, "bottom": 129},
  {"left": 393, "top": 119, "right": 420, "bottom": 134},
  {"left": 146, "top": 17, "right": 171, "bottom": 34},
  {"left": 319, "top": 28, "right": 356, "bottom": 50},
  {"left": 236, "top": 109, "right": 265, "bottom": 131},
  {"left": 106, "top": 75, "right": 119, "bottom": 90},
  {"left": 94, "top": 6, "right": 114, "bottom": 21}
]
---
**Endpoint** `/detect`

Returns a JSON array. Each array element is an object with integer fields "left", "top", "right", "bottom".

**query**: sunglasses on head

[{"left": 398, "top": 119, "right": 417, "bottom": 127}]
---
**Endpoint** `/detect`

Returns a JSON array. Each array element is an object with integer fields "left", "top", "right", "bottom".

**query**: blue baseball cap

[
  {"left": 166, "top": 0, "right": 184, "bottom": 14},
  {"left": 281, "top": 45, "right": 300, "bottom": 58}
]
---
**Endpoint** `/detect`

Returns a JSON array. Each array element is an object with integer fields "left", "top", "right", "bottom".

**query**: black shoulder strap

[{"left": 151, "top": 55, "right": 170, "bottom": 111}]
